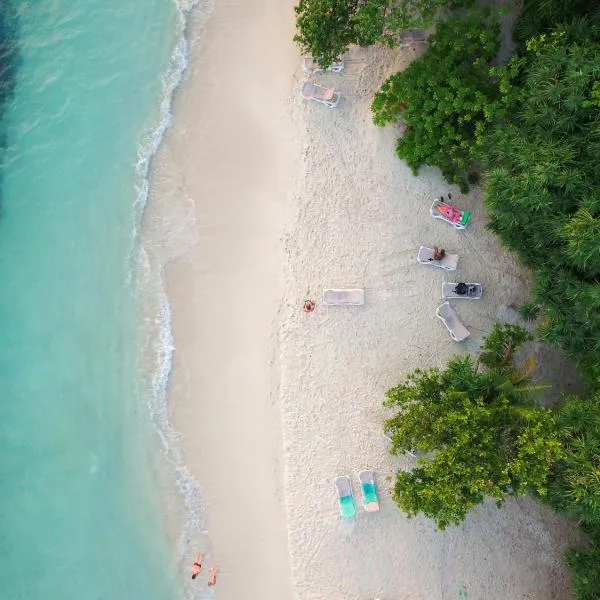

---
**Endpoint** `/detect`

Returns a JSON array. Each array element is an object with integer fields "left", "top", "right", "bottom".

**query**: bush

[
  {"left": 482, "top": 27, "right": 600, "bottom": 380},
  {"left": 371, "top": 12, "right": 500, "bottom": 190},
  {"left": 294, "top": 0, "right": 476, "bottom": 68},
  {"left": 384, "top": 324, "right": 562, "bottom": 529}
]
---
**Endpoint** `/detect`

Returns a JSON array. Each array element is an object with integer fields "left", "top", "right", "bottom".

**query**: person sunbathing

[
  {"left": 438, "top": 202, "right": 462, "bottom": 222},
  {"left": 208, "top": 566, "right": 218, "bottom": 587},
  {"left": 191, "top": 553, "right": 203, "bottom": 580},
  {"left": 303, "top": 299, "right": 316, "bottom": 312},
  {"left": 431, "top": 246, "right": 445, "bottom": 261}
]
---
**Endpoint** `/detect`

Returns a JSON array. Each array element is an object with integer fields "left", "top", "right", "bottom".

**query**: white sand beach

[{"left": 147, "top": 1, "right": 583, "bottom": 599}]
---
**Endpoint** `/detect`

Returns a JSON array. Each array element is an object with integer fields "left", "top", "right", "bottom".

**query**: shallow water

[{"left": 0, "top": 1, "right": 184, "bottom": 598}]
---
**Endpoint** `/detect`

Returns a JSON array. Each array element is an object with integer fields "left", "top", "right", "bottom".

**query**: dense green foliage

[
  {"left": 565, "top": 544, "right": 600, "bottom": 600},
  {"left": 515, "top": 0, "right": 600, "bottom": 44},
  {"left": 384, "top": 324, "right": 563, "bottom": 529},
  {"left": 544, "top": 394, "right": 600, "bottom": 599},
  {"left": 547, "top": 395, "right": 600, "bottom": 527},
  {"left": 482, "top": 25, "right": 600, "bottom": 380},
  {"left": 294, "top": 0, "right": 474, "bottom": 67},
  {"left": 371, "top": 13, "right": 500, "bottom": 190}
]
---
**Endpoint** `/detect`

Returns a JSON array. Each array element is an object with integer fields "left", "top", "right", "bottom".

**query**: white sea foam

[{"left": 128, "top": 0, "right": 217, "bottom": 586}]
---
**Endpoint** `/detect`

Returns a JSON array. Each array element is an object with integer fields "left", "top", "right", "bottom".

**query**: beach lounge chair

[
  {"left": 335, "top": 475, "right": 356, "bottom": 519},
  {"left": 436, "top": 302, "right": 470, "bottom": 342},
  {"left": 417, "top": 246, "right": 459, "bottom": 271},
  {"left": 430, "top": 199, "right": 470, "bottom": 230},
  {"left": 323, "top": 289, "right": 364, "bottom": 306},
  {"left": 358, "top": 470, "right": 380, "bottom": 512},
  {"left": 399, "top": 29, "right": 429, "bottom": 48},
  {"left": 301, "top": 81, "right": 340, "bottom": 108},
  {"left": 441, "top": 282, "right": 483, "bottom": 300},
  {"left": 303, "top": 56, "right": 344, "bottom": 74}
]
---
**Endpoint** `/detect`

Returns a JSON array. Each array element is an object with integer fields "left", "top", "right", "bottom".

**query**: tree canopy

[
  {"left": 544, "top": 394, "right": 600, "bottom": 599},
  {"left": 371, "top": 12, "right": 500, "bottom": 190},
  {"left": 294, "top": 0, "right": 474, "bottom": 67},
  {"left": 481, "top": 25, "right": 600, "bottom": 380},
  {"left": 384, "top": 324, "right": 563, "bottom": 529}
]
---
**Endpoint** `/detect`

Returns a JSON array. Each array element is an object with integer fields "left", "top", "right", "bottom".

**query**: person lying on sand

[
  {"left": 191, "top": 553, "right": 203, "bottom": 580},
  {"left": 208, "top": 566, "right": 218, "bottom": 587}
]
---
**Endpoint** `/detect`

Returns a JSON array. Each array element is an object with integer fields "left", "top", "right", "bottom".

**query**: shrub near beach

[
  {"left": 371, "top": 11, "right": 501, "bottom": 191},
  {"left": 384, "top": 324, "right": 563, "bottom": 530},
  {"left": 294, "top": 0, "right": 475, "bottom": 68}
]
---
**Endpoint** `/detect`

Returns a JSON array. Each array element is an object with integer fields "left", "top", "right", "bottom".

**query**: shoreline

[{"left": 146, "top": 1, "right": 301, "bottom": 598}]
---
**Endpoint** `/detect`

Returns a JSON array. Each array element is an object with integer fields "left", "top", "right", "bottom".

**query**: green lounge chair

[
  {"left": 359, "top": 469, "right": 380, "bottom": 512},
  {"left": 335, "top": 475, "right": 356, "bottom": 519}
]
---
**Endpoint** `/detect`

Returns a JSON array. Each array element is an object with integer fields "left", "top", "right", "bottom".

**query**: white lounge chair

[
  {"left": 430, "top": 198, "right": 470, "bottom": 229},
  {"left": 399, "top": 29, "right": 429, "bottom": 48},
  {"left": 323, "top": 289, "right": 364, "bottom": 306},
  {"left": 417, "top": 246, "right": 459, "bottom": 271},
  {"left": 301, "top": 81, "right": 340, "bottom": 108},
  {"left": 303, "top": 56, "right": 344, "bottom": 74},
  {"left": 441, "top": 282, "right": 483, "bottom": 300},
  {"left": 358, "top": 470, "right": 380, "bottom": 512},
  {"left": 335, "top": 475, "right": 356, "bottom": 519},
  {"left": 436, "top": 302, "right": 470, "bottom": 342}
]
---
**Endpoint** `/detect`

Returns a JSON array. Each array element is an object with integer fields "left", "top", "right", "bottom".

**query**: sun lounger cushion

[
  {"left": 359, "top": 470, "right": 380, "bottom": 512},
  {"left": 335, "top": 475, "right": 356, "bottom": 519},
  {"left": 417, "top": 246, "right": 459, "bottom": 270},
  {"left": 323, "top": 289, "right": 364, "bottom": 306},
  {"left": 303, "top": 57, "right": 344, "bottom": 73}
]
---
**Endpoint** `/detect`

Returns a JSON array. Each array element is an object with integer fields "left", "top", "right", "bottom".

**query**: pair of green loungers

[{"left": 335, "top": 470, "right": 379, "bottom": 519}]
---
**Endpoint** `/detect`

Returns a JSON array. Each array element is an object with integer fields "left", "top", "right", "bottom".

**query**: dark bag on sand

[{"left": 454, "top": 282, "right": 468, "bottom": 295}]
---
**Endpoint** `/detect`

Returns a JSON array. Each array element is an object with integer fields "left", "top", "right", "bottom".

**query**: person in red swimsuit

[
  {"left": 191, "top": 553, "right": 203, "bottom": 580},
  {"left": 303, "top": 299, "right": 316, "bottom": 312}
]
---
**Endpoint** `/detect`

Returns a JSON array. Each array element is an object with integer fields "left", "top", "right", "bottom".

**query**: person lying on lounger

[
  {"left": 429, "top": 246, "right": 445, "bottom": 261},
  {"left": 191, "top": 553, "right": 203, "bottom": 580}
]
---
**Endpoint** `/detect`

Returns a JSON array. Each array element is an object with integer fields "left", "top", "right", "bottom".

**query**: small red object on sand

[{"left": 303, "top": 299, "right": 316, "bottom": 312}]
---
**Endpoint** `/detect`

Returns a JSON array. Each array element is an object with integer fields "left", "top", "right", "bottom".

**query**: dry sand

[{"left": 147, "top": 1, "right": 583, "bottom": 599}]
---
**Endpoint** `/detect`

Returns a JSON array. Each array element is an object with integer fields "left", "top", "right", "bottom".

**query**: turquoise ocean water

[{"left": 0, "top": 1, "right": 197, "bottom": 598}]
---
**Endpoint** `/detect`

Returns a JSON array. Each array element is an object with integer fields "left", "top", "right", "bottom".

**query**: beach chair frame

[
  {"left": 441, "top": 282, "right": 483, "bottom": 300},
  {"left": 436, "top": 302, "right": 470, "bottom": 342},
  {"left": 334, "top": 475, "right": 356, "bottom": 519},
  {"left": 399, "top": 29, "right": 429, "bottom": 48},
  {"left": 303, "top": 56, "right": 344, "bottom": 74},
  {"left": 301, "top": 81, "right": 340, "bottom": 109},
  {"left": 358, "top": 469, "right": 380, "bottom": 512},
  {"left": 417, "top": 246, "right": 459, "bottom": 271},
  {"left": 323, "top": 289, "right": 364, "bottom": 306},
  {"left": 430, "top": 199, "right": 470, "bottom": 230}
]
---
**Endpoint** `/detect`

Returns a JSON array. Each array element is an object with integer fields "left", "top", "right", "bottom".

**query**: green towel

[
  {"left": 362, "top": 482, "right": 378, "bottom": 504},
  {"left": 339, "top": 495, "right": 356, "bottom": 518}
]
